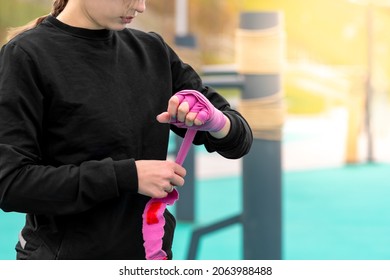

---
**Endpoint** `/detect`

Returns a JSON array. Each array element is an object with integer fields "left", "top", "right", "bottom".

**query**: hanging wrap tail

[
  {"left": 141, "top": 129, "right": 196, "bottom": 260},
  {"left": 141, "top": 90, "right": 226, "bottom": 260}
]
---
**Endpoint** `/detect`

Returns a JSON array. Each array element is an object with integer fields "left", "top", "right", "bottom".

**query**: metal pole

[
  {"left": 239, "top": 12, "right": 283, "bottom": 260},
  {"left": 175, "top": 0, "right": 188, "bottom": 37},
  {"left": 174, "top": 0, "right": 196, "bottom": 47}
]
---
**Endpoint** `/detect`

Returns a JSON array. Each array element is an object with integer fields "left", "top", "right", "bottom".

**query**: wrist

[{"left": 209, "top": 115, "right": 231, "bottom": 139}]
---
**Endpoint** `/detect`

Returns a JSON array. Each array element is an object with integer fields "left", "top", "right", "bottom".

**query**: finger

[
  {"left": 177, "top": 102, "right": 190, "bottom": 122},
  {"left": 170, "top": 174, "right": 185, "bottom": 187},
  {"left": 195, "top": 109, "right": 209, "bottom": 125},
  {"left": 167, "top": 163, "right": 186, "bottom": 187},
  {"left": 157, "top": 190, "right": 169, "bottom": 198},
  {"left": 156, "top": 112, "right": 171, "bottom": 123},
  {"left": 173, "top": 163, "right": 187, "bottom": 177},
  {"left": 185, "top": 112, "right": 197, "bottom": 127},
  {"left": 194, "top": 118, "right": 203, "bottom": 126},
  {"left": 167, "top": 96, "right": 180, "bottom": 119},
  {"left": 148, "top": 188, "right": 169, "bottom": 199},
  {"left": 165, "top": 185, "right": 175, "bottom": 193}
]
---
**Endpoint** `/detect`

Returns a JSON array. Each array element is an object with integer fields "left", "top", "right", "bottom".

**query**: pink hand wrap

[
  {"left": 169, "top": 89, "right": 227, "bottom": 132},
  {"left": 142, "top": 90, "right": 223, "bottom": 260},
  {"left": 142, "top": 189, "right": 178, "bottom": 260}
]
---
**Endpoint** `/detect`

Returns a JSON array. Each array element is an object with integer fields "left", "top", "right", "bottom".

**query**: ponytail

[
  {"left": 6, "top": 0, "right": 69, "bottom": 42},
  {"left": 52, "top": 0, "right": 69, "bottom": 17}
]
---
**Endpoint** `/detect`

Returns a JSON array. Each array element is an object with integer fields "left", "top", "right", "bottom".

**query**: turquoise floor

[{"left": 1, "top": 163, "right": 389, "bottom": 260}]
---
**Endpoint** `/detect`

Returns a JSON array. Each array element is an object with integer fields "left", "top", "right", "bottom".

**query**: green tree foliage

[{"left": 0, "top": 0, "right": 51, "bottom": 44}]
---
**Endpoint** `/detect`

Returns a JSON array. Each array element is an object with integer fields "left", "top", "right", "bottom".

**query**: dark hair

[{"left": 7, "top": 0, "right": 69, "bottom": 41}]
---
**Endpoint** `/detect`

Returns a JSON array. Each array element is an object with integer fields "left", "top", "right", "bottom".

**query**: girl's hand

[
  {"left": 135, "top": 160, "right": 186, "bottom": 198},
  {"left": 156, "top": 90, "right": 231, "bottom": 139}
]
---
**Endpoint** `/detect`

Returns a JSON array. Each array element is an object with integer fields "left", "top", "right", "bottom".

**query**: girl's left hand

[
  {"left": 156, "top": 95, "right": 198, "bottom": 126},
  {"left": 156, "top": 90, "right": 231, "bottom": 139}
]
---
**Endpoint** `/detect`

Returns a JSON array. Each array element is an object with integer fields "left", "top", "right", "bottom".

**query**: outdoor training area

[{"left": 1, "top": 0, "right": 390, "bottom": 261}]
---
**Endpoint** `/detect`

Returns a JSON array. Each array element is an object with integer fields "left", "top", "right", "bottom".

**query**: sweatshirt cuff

[{"left": 114, "top": 159, "right": 138, "bottom": 194}]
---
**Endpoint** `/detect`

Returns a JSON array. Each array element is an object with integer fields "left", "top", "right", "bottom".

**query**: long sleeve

[{"left": 0, "top": 43, "right": 138, "bottom": 215}]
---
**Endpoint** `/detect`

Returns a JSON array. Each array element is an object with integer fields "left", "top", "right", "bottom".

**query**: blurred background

[{"left": 1, "top": 0, "right": 390, "bottom": 260}]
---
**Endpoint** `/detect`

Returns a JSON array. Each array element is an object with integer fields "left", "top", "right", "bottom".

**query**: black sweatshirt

[{"left": 0, "top": 16, "right": 252, "bottom": 259}]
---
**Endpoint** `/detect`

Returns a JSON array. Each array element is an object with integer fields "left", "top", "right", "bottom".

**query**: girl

[{"left": 0, "top": 0, "right": 252, "bottom": 259}]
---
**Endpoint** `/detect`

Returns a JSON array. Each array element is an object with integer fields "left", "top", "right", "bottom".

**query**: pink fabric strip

[
  {"left": 174, "top": 129, "right": 197, "bottom": 166},
  {"left": 142, "top": 128, "right": 197, "bottom": 260}
]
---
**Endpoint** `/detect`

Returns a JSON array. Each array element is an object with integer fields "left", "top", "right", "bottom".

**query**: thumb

[{"left": 156, "top": 112, "right": 171, "bottom": 123}]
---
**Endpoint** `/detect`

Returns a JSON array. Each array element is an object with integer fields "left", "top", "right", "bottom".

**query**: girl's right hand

[{"left": 135, "top": 160, "right": 186, "bottom": 198}]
